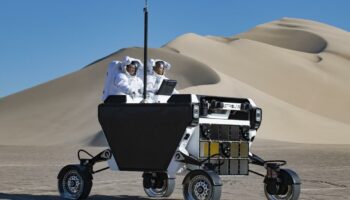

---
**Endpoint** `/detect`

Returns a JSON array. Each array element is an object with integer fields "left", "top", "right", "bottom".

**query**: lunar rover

[
  {"left": 57, "top": 93, "right": 301, "bottom": 200},
  {"left": 57, "top": 2, "right": 301, "bottom": 200}
]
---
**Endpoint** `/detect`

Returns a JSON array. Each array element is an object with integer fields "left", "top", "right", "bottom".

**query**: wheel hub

[
  {"left": 197, "top": 186, "right": 204, "bottom": 194},
  {"left": 62, "top": 170, "right": 83, "bottom": 197},
  {"left": 67, "top": 175, "right": 81, "bottom": 193},
  {"left": 193, "top": 180, "right": 210, "bottom": 199},
  {"left": 69, "top": 179, "right": 76, "bottom": 187}
]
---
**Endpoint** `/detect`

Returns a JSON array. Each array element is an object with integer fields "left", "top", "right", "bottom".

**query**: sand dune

[
  {"left": 166, "top": 18, "right": 350, "bottom": 126},
  {"left": 0, "top": 48, "right": 219, "bottom": 145},
  {"left": 1, "top": 18, "right": 349, "bottom": 145}
]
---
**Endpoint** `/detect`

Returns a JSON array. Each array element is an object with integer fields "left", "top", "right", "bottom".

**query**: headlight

[
  {"left": 193, "top": 104, "right": 199, "bottom": 119},
  {"left": 191, "top": 104, "right": 200, "bottom": 126},
  {"left": 256, "top": 108, "right": 262, "bottom": 122},
  {"left": 250, "top": 107, "right": 262, "bottom": 130}
]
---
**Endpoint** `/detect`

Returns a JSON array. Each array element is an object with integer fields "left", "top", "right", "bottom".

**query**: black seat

[{"left": 104, "top": 95, "right": 127, "bottom": 104}]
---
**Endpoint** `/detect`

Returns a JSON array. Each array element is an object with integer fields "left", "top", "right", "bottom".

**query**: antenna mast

[{"left": 143, "top": 0, "right": 148, "bottom": 100}]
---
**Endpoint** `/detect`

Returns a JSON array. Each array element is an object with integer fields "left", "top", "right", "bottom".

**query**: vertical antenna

[{"left": 143, "top": 0, "right": 148, "bottom": 100}]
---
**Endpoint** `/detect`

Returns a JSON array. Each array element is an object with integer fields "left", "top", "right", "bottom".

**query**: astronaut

[
  {"left": 101, "top": 56, "right": 143, "bottom": 101},
  {"left": 146, "top": 59, "right": 178, "bottom": 96}
]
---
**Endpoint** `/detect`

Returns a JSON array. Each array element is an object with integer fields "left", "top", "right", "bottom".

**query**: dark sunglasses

[
  {"left": 128, "top": 61, "right": 140, "bottom": 68},
  {"left": 154, "top": 61, "right": 165, "bottom": 68}
]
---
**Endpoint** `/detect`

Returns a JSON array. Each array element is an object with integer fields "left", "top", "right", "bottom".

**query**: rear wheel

[
  {"left": 183, "top": 170, "right": 221, "bottom": 200},
  {"left": 58, "top": 165, "right": 92, "bottom": 200},
  {"left": 143, "top": 172, "right": 175, "bottom": 197},
  {"left": 264, "top": 169, "right": 301, "bottom": 200}
]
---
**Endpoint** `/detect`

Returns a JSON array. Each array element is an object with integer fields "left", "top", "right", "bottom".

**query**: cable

[
  {"left": 93, "top": 167, "right": 110, "bottom": 174},
  {"left": 200, "top": 154, "right": 221, "bottom": 163},
  {"left": 201, "top": 154, "right": 226, "bottom": 171},
  {"left": 249, "top": 170, "right": 265, "bottom": 177},
  {"left": 77, "top": 149, "right": 94, "bottom": 160}
]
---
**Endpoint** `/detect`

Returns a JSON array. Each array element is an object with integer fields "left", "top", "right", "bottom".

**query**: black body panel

[
  {"left": 168, "top": 94, "right": 193, "bottom": 103},
  {"left": 98, "top": 103, "right": 193, "bottom": 171},
  {"left": 198, "top": 95, "right": 250, "bottom": 105},
  {"left": 104, "top": 95, "right": 126, "bottom": 104}
]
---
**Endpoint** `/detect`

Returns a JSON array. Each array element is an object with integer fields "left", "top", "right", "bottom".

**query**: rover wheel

[
  {"left": 58, "top": 165, "right": 92, "bottom": 200},
  {"left": 143, "top": 172, "right": 175, "bottom": 197},
  {"left": 264, "top": 169, "right": 301, "bottom": 200},
  {"left": 183, "top": 170, "right": 221, "bottom": 200}
]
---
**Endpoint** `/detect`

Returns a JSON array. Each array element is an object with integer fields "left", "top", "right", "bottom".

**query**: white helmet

[
  {"left": 121, "top": 56, "right": 143, "bottom": 76},
  {"left": 147, "top": 59, "right": 171, "bottom": 75}
]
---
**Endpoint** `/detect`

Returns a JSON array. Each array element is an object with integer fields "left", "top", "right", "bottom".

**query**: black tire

[
  {"left": 183, "top": 170, "right": 222, "bottom": 200},
  {"left": 58, "top": 165, "right": 93, "bottom": 200},
  {"left": 264, "top": 169, "right": 301, "bottom": 200},
  {"left": 142, "top": 172, "right": 175, "bottom": 197}
]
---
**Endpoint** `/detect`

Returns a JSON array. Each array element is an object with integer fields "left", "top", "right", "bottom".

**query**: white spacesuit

[
  {"left": 101, "top": 56, "right": 143, "bottom": 101},
  {"left": 146, "top": 59, "right": 178, "bottom": 96}
]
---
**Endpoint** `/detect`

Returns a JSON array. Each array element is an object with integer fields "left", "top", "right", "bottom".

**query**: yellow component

[
  {"left": 240, "top": 142, "right": 249, "bottom": 158},
  {"left": 200, "top": 142, "right": 219, "bottom": 157},
  {"left": 230, "top": 143, "right": 239, "bottom": 158}
]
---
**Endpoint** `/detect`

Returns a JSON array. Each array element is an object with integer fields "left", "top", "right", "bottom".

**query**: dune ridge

[
  {"left": 166, "top": 18, "right": 350, "bottom": 125},
  {"left": 1, "top": 18, "right": 350, "bottom": 145}
]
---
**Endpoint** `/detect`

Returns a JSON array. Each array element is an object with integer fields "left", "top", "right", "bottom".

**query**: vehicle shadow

[{"left": 0, "top": 193, "right": 182, "bottom": 200}]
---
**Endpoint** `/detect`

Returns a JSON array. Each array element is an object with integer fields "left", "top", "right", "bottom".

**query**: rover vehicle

[{"left": 57, "top": 93, "right": 301, "bottom": 200}]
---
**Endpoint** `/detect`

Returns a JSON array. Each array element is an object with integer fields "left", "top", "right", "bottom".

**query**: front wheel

[
  {"left": 264, "top": 169, "right": 301, "bottom": 200},
  {"left": 143, "top": 172, "right": 175, "bottom": 197},
  {"left": 58, "top": 165, "right": 93, "bottom": 200},
  {"left": 183, "top": 170, "right": 222, "bottom": 200}
]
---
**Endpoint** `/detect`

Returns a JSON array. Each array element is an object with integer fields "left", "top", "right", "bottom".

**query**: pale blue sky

[{"left": 1, "top": 0, "right": 349, "bottom": 97}]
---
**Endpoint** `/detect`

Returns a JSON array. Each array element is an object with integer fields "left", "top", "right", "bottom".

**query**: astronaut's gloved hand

[
  {"left": 131, "top": 92, "right": 137, "bottom": 98},
  {"left": 146, "top": 91, "right": 154, "bottom": 100},
  {"left": 138, "top": 88, "right": 143, "bottom": 95},
  {"left": 129, "top": 89, "right": 137, "bottom": 98}
]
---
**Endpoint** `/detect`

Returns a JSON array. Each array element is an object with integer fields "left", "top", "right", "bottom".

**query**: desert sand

[
  {"left": 0, "top": 140, "right": 349, "bottom": 200},
  {"left": 0, "top": 18, "right": 350, "bottom": 199}
]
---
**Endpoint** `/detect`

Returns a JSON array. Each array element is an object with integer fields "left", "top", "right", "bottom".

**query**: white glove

[{"left": 129, "top": 89, "right": 137, "bottom": 98}]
